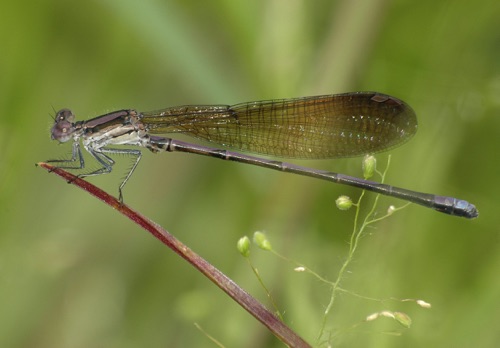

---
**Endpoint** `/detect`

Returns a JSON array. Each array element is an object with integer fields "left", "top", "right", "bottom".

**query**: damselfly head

[{"left": 51, "top": 109, "right": 76, "bottom": 143}]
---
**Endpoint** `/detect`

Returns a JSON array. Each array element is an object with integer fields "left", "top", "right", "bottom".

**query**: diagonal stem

[{"left": 37, "top": 162, "right": 311, "bottom": 348}]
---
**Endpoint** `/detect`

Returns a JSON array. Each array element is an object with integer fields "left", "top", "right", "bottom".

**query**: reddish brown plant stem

[{"left": 37, "top": 162, "right": 311, "bottom": 348}]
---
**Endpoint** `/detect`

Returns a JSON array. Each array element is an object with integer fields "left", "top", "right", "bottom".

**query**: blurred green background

[{"left": 1, "top": 0, "right": 498, "bottom": 347}]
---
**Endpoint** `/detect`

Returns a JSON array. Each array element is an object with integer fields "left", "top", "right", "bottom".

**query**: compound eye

[{"left": 55, "top": 108, "right": 75, "bottom": 123}]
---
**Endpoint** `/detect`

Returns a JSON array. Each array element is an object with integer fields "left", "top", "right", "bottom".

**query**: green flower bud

[
  {"left": 237, "top": 236, "right": 251, "bottom": 257},
  {"left": 362, "top": 155, "right": 376, "bottom": 179},
  {"left": 253, "top": 231, "right": 272, "bottom": 251},
  {"left": 394, "top": 312, "right": 412, "bottom": 328},
  {"left": 335, "top": 195, "right": 353, "bottom": 210}
]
